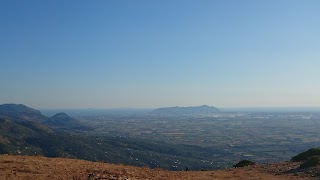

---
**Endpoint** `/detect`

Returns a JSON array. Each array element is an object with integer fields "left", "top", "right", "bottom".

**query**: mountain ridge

[{"left": 0, "top": 104, "right": 47, "bottom": 122}]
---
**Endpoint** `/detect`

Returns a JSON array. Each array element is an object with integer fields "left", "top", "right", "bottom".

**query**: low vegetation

[
  {"left": 299, "top": 156, "right": 320, "bottom": 168},
  {"left": 233, "top": 160, "right": 255, "bottom": 168},
  {"left": 291, "top": 147, "right": 320, "bottom": 162},
  {"left": 291, "top": 147, "right": 320, "bottom": 169}
]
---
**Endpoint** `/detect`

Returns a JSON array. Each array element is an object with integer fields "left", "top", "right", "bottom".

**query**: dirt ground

[{"left": 0, "top": 155, "right": 318, "bottom": 180}]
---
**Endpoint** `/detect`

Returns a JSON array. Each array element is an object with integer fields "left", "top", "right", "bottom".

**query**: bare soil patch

[{"left": 0, "top": 155, "right": 318, "bottom": 180}]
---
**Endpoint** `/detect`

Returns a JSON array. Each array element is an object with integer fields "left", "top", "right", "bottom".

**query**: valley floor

[{"left": 0, "top": 155, "right": 318, "bottom": 180}]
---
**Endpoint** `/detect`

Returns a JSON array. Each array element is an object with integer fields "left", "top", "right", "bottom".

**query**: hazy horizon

[
  {"left": 1, "top": 1, "right": 320, "bottom": 109},
  {"left": 2, "top": 103, "right": 320, "bottom": 111},
  {"left": 39, "top": 105, "right": 320, "bottom": 113},
  {"left": 37, "top": 105, "right": 320, "bottom": 117}
]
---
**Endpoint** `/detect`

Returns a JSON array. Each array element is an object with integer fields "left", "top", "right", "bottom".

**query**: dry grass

[{"left": 0, "top": 155, "right": 318, "bottom": 180}]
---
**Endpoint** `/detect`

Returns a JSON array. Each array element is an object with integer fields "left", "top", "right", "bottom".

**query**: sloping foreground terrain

[{"left": 0, "top": 155, "right": 319, "bottom": 180}]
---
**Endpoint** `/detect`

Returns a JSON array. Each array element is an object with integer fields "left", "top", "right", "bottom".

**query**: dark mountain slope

[
  {"left": 0, "top": 104, "right": 47, "bottom": 122},
  {"left": 0, "top": 117, "right": 52, "bottom": 154}
]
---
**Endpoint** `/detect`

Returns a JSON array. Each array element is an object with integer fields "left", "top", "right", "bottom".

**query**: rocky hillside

[{"left": 0, "top": 155, "right": 319, "bottom": 180}]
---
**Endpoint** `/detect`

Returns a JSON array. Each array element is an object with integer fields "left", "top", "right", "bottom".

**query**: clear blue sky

[{"left": 1, "top": 0, "right": 320, "bottom": 109}]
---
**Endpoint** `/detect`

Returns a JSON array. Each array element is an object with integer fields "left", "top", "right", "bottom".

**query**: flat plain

[{"left": 80, "top": 112, "right": 320, "bottom": 168}]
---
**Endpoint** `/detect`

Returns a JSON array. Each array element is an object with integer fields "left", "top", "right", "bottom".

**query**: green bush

[
  {"left": 291, "top": 147, "right": 320, "bottom": 162},
  {"left": 233, "top": 160, "right": 255, "bottom": 168},
  {"left": 299, "top": 156, "right": 320, "bottom": 168}
]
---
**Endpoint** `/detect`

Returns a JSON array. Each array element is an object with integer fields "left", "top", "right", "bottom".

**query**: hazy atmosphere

[{"left": 1, "top": 0, "right": 320, "bottom": 109}]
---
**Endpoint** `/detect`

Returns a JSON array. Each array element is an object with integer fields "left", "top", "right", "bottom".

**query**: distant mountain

[
  {"left": 151, "top": 105, "right": 220, "bottom": 115},
  {"left": 43, "top": 112, "right": 90, "bottom": 131},
  {"left": 0, "top": 104, "right": 47, "bottom": 122},
  {"left": 44, "top": 112, "right": 77, "bottom": 126}
]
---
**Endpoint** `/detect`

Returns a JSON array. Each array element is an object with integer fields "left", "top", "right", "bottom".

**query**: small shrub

[
  {"left": 87, "top": 173, "right": 94, "bottom": 180},
  {"left": 291, "top": 147, "right": 320, "bottom": 162},
  {"left": 299, "top": 156, "right": 320, "bottom": 168},
  {"left": 233, "top": 160, "right": 255, "bottom": 168}
]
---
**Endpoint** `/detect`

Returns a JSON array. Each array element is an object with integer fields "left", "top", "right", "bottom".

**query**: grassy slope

[{"left": 0, "top": 155, "right": 318, "bottom": 180}]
